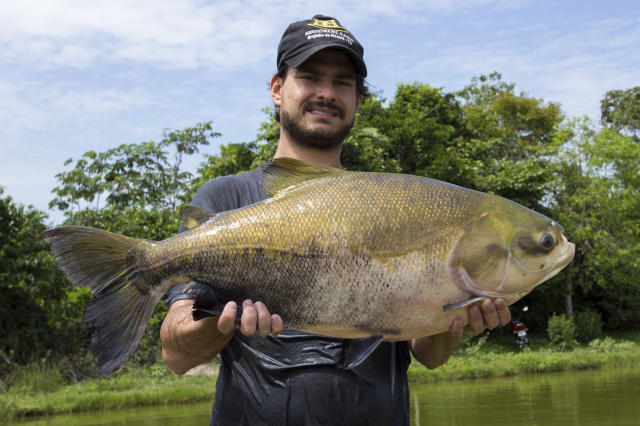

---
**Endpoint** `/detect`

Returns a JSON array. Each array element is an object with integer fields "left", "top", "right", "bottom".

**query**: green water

[
  {"left": 411, "top": 366, "right": 640, "bottom": 426},
  {"left": 11, "top": 366, "right": 640, "bottom": 425}
]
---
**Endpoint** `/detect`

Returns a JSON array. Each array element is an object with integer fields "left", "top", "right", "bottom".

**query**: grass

[
  {"left": 408, "top": 332, "right": 640, "bottom": 383},
  {"left": 1, "top": 332, "right": 639, "bottom": 422},
  {"left": 0, "top": 363, "right": 216, "bottom": 421}
]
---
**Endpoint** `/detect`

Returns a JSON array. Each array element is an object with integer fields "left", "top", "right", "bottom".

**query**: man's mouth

[{"left": 305, "top": 102, "right": 343, "bottom": 119}]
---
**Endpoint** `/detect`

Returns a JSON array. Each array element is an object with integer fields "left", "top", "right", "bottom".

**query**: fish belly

[{"left": 185, "top": 246, "right": 471, "bottom": 340}]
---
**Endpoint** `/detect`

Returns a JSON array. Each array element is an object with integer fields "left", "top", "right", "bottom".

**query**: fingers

[
  {"left": 467, "top": 303, "right": 486, "bottom": 335},
  {"left": 271, "top": 314, "right": 284, "bottom": 336},
  {"left": 495, "top": 298, "right": 512, "bottom": 326},
  {"left": 448, "top": 317, "right": 464, "bottom": 339},
  {"left": 240, "top": 299, "right": 283, "bottom": 338},
  {"left": 217, "top": 301, "right": 238, "bottom": 335},
  {"left": 467, "top": 298, "right": 512, "bottom": 336}
]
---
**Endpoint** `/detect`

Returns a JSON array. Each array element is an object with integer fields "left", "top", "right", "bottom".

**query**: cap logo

[{"left": 307, "top": 18, "right": 348, "bottom": 33}]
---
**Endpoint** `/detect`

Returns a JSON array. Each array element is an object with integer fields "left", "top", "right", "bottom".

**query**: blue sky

[{"left": 1, "top": 1, "right": 638, "bottom": 225}]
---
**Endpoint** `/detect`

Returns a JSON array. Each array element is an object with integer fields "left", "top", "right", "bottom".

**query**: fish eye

[{"left": 540, "top": 232, "right": 555, "bottom": 251}]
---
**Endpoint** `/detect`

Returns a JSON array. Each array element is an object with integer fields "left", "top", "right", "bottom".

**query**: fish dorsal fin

[
  {"left": 263, "top": 157, "right": 346, "bottom": 197},
  {"left": 180, "top": 205, "right": 217, "bottom": 230}
]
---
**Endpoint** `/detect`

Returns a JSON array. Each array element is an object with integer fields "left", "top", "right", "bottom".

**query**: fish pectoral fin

[
  {"left": 180, "top": 205, "right": 219, "bottom": 230},
  {"left": 442, "top": 297, "right": 488, "bottom": 312},
  {"left": 341, "top": 334, "right": 385, "bottom": 369}
]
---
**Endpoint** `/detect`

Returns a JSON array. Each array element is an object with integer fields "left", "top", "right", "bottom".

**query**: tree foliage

[
  {"left": 455, "top": 72, "right": 565, "bottom": 209},
  {"left": 551, "top": 119, "right": 640, "bottom": 329},
  {"left": 600, "top": 87, "right": 640, "bottom": 141},
  {"left": 51, "top": 121, "right": 219, "bottom": 239},
  {"left": 0, "top": 189, "right": 91, "bottom": 376}
]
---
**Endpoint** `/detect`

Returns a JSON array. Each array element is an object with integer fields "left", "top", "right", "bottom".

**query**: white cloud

[{"left": 0, "top": 0, "right": 528, "bottom": 70}]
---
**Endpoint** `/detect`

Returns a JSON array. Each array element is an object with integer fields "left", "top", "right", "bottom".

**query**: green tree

[
  {"left": 0, "top": 189, "right": 91, "bottom": 376},
  {"left": 192, "top": 109, "right": 280, "bottom": 193},
  {"left": 455, "top": 72, "right": 565, "bottom": 209},
  {"left": 600, "top": 87, "right": 640, "bottom": 141},
  {"left": 551, "top": 118, "right": 640, "bottom": 330},
  {"left": 51, "top": 121, "right": 219, "bottom": 239},
  {"left": 356, "top": 83, "right": 466, "bottom": 177}
]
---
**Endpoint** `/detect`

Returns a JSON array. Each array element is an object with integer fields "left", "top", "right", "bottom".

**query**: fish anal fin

[{"left": 341, "top": 334, "right": 385, "bottom": 369}]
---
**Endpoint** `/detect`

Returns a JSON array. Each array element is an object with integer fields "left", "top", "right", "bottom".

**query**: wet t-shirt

[{"left": 166, "top": 164, "right": 411, "bottom": 426}]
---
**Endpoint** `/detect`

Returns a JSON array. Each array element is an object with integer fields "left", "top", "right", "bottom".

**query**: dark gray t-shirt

[{"left": 166, "top": 164, "right": 411, "bottom": 426}]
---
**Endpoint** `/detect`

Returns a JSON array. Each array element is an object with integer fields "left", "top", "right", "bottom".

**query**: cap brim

[{"left": 283, "top": 43, "right": 367, "bottom": 77}]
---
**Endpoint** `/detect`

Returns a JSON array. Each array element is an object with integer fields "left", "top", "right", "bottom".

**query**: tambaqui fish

[{"left": 42, "top": 158, "right": 575, "bottom": 375}]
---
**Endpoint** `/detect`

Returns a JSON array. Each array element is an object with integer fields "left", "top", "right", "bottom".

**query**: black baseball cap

[{"left": 277, "top": 15, "right": 367, "bottom": 77}]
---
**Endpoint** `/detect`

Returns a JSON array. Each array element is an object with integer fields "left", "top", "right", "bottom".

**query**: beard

[{"left": 280, "top": 101, "right": 355, "bottom": 151}]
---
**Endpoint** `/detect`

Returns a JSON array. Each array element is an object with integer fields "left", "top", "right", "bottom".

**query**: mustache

[{"left": 304, "top": 100, "right": 345, "bottom": 118}]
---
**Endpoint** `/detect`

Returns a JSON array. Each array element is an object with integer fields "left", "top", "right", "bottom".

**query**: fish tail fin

[{"left": 42, "top": 226, "right": 163, "bottom": 375}]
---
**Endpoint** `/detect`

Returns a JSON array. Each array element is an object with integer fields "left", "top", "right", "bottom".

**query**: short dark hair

[{"left": 272, "top": 65, "right": 371, "bottom": 123}]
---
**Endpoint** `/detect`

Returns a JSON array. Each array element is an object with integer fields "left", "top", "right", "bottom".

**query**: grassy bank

[
  {"left": 408, "top": 335, "right": 640, "bottom": 383},
  {"left": 0, "top": 364, "right": 216, "bottom": 422},
  {"left": 2, "top": 334, "right": 639, "bottom": 422}
]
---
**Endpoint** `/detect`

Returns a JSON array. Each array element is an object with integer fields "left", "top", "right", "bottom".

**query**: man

[{"left": 161, "top": 15, "right": 511, "bottom": 425}]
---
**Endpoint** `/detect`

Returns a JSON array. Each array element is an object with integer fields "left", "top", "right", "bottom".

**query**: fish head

[{"left": 450, "top": 196, "right": 575, "bottom": 301}]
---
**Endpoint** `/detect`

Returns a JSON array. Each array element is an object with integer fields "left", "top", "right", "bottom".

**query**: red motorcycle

[{"left": 511, "top": 306, "right": 530, "bottom": 350}]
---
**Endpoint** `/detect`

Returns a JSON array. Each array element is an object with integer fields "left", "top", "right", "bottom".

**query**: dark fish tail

[{"left": 42, "top": 226, "right": 164, "bottom": 375}]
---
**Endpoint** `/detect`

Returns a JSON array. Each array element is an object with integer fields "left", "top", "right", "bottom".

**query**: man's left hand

[
  {"left": 411, "top": 297, "right": 511, "bottom": 369},
  {"left": 466, "top": 297, "right": 512, "bottom": 336}
]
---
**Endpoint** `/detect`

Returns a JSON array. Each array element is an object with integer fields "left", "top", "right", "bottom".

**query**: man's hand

[
  {"left": 465, "top": 297, "right": 511, "bottom": 336},
  {"left": 161, "top": 299, "right": 284, "bottom": 375},
  {"left": 411, "top": 297, "right": 511, "bottom": 369},
  {"left": 217, "top": 300, "right": 284, "bottom": 338}
]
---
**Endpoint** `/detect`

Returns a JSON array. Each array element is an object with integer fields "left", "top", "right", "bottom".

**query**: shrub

[
  {"left": 547, "top": 314, "right": 577, "bottom": 350},
  {"left": 574, "top": 309, "right": 603, "bottom": 343}
]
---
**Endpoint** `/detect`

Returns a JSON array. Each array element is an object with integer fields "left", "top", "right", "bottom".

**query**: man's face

[{"left": 272, "top": 49, "right": 363, "bottom": 150}]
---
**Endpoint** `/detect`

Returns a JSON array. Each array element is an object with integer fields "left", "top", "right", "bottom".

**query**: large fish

[{"left": 42, "top": 158, "right": 574, "bottom": 375}]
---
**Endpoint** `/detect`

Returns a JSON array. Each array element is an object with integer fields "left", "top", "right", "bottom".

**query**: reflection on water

[
  {"left": 411, "top": 366, "right": 640, "bottom": 426},
  {"left": 9, "top": 367, "right": 640, "bottom": 425}
]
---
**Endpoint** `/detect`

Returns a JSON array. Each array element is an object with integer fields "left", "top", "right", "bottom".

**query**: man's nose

[{"left": 315, "top": 81, "right": 337, "bottom": 101}]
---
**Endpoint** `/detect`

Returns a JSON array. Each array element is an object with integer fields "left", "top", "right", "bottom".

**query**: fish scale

[{"left": 42, "top": 157, "right": 575, "bottom": 374}]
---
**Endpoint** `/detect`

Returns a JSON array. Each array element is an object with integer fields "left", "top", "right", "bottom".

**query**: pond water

[
  {"left": 12, "top": 366, "right": 640, "bottom": 425},
  {"left": 410, "top": 366, "right": 640, "bottom": 426}
]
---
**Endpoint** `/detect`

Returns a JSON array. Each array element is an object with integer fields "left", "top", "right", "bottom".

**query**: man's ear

[{"left": 270, "top": 74, "right": 283, "bottom": 106}]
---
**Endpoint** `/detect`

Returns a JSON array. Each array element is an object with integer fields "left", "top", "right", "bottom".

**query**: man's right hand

[
  {"left": 161, "top": 298, "right": 284, "bottom": 375},
  {"left": 217, "top": 300, "right": 284, "bottom": 338}
]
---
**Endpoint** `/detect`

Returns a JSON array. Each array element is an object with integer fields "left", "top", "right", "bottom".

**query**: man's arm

[
  {"left": 410, "top": 298, "right": 511, "bottom": 369},
  {"left": 161, "top": 299, "right": 283, "bottom": 375}
]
